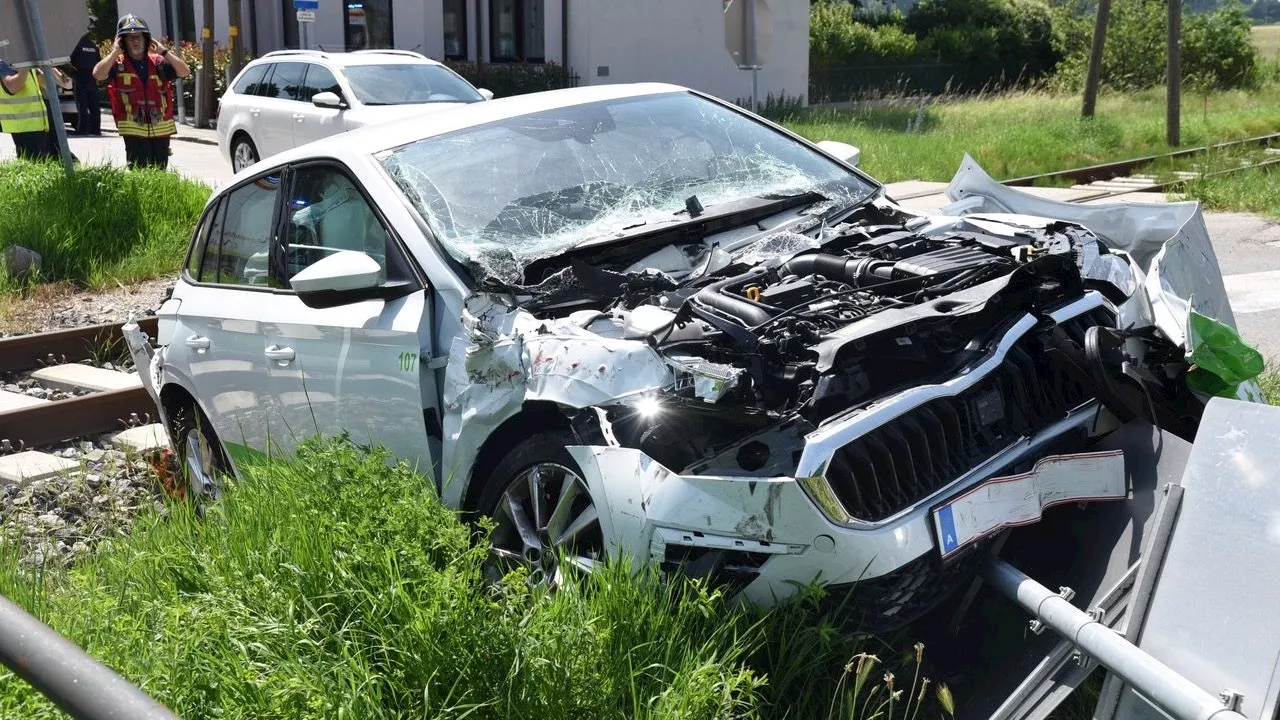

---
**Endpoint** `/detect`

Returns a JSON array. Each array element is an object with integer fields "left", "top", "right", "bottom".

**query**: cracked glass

[{"left": 381, "top": 91, "right": 876, "bottom": 285}]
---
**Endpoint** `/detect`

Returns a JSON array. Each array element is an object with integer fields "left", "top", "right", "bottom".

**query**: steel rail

[
  {"left": 0, "top": 318, "right": 159, "bottom": 374},
  {"left": 0, "top": 387, "right": 157, "bottom": 449},
  {"left": 1002, "top": 132, "right": 1280, "bottom": 187}
]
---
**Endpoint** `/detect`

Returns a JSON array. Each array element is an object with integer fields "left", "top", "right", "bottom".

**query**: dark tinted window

[
  {"left": 197, "top": 200, "right": 227, "bottom": 282},
  {"left": 282, "top": 166, "right": 409, "bottom": 285},
  {"left": 269, "top": 62, "right": 307, "bottom": 101},
  {"left": 300, "top": 65, "right": 340, "bottom": 102},
  {"left": 231, "top": 63, "right": 270, "bottom": 95},
  {"left": 202, "top": 175, "right": 281, "bottom": 286},
  {"left": 186, "top": 205, "right": 216, "bottom": 280}
]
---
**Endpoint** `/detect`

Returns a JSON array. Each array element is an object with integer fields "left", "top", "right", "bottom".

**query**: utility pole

[
  {"left": 197, "top": 0, "right": 215, "bottom": 128},
  {"left": 228, "top": 0, "right": 243, "bottom": 80},
  {"left": 1167, "top": 0, "right": 1181, "bottom": 146},
  {"left": 1081, "top": 0, "right": 1111, "bottom": 118},
  {"left": 20, "top": 0, "right": 74, "bottom": 174}
]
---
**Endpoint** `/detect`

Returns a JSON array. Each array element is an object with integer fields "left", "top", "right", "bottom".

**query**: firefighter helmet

[{"left": 116, "top": 14, "right": 151, "bottom": 44}]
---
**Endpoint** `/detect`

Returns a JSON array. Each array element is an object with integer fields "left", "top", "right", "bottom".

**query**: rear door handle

[
  {"left": 185, "top": 335, "right": 210, "bottom": 351},
  {"left": 250, "top": 108, "right": 260, "bottom": 116},
  {"left": 265, "top": 345, "right": 296, "bottom": 363},
  {"left": 293, "top": 113, "right": 304, "bottom": 122}
]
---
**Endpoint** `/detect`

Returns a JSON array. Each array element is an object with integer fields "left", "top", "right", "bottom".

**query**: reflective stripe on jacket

[
  {"left": 0, "top": 71, "right": 50, "bottom": 134},
  {"left": 107, "top": 54, "right": 176, "bottom": 137}
]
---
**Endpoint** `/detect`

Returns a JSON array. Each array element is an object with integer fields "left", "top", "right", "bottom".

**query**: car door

[
  {"left": 170, "top": 171, "right": 284, "bottom": 460},
  {"left": 291, "top": 63, "right": 346, "bottom": 148},
  {"left": 256, "top": 61, "right": 308, "bottom": 158},
  {"left": 255, "top": 162, "right": 438, "bottom": 473}
]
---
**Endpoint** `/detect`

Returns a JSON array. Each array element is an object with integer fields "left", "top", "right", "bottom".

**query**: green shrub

[
  {"left": 906, "top": 0, "right": 1062, "bottom": 81},
  {"left": 0, "top": 161, "right": 209, "bottom": 289},
  {"left": 1050, "top": 1, "right": 1262, "bottom": 92},
  {"left": 444, "top": 60, "right": 576, "bottom": 98},
  {"left": 811, "top": 2, "right": 919, "bottom": 67}
]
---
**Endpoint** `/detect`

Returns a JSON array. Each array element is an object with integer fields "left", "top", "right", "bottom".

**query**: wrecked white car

[{"left": 123, "top": 83, "right": 1258, "bottom": 632}]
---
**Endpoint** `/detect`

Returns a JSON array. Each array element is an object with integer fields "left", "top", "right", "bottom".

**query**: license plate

[{"left": 932, "top": 450, "right": 1126, "bottom": 558}]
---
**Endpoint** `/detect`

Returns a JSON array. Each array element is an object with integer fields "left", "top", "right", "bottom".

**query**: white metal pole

[
  {"left": 981, "top": 558, "right": 1247, "bottom": 720},
  {"left": 170, "top": 0, "right": 186, "bottom": 123},
  {"left": 746, "top": 0, "right": 758, "bottom": 112}
]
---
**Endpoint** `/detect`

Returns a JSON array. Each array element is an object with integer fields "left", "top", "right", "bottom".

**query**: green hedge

[{"left": 444, "top": 60, "right": 577, "bottom": 98}]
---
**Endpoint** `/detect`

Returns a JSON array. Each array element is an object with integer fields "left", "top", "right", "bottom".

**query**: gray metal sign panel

[
  {"left": 1109, "top": 398, "right": 1280, "bottom": 720},
  {"left": 0, "top": 0, "right": 91, "bottom": 66},
  {"left": 723, "top": 0, "right": 773, "bottom": 69}
]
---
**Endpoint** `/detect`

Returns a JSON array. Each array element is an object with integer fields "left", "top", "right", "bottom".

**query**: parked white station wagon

[
  {"left": 127, "top": 83, "right": 1245, "bottom": 632},
  {"left": 216, "top": 49, "right": 490, "bottom": 172}
]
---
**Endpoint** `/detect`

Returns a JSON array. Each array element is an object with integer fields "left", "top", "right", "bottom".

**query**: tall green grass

[
  {"left": 1178, "top": 164, "right": 1280, "bottom": 219},
  {"left": 0, "top": 437, "right": 951, "bottom": 720},
  {"left": 781, "top": 86, "right": 1280, "bottom": 182},
  {"left": 0, "top": 161, "right": 209, "bottom": 290}
]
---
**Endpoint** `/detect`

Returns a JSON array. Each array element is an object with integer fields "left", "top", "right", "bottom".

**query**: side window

[
  {"left": 282, "top": 167, "right": 402, "bottom": 285},
  {"left": 270, "top": 62, "right": 307, "bottom": 102},
  {"left": 205, "top": 175, "right": 281, "bottom": 287},
  {"left": 300, "top": 65, "right": 340, "bottom": 103},
  {"left": 197, "top": 200, "right": 227, "bottom": 282},
  {"left": 185, "top": 203, "right": 218, "bottom": 281},
  {"left": 232, "top": 63, "right": 269, "bottom": 95}
]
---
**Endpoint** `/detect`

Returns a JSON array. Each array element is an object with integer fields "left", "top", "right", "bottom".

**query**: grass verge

[
  {"left": 1177, "top": 164, "right": 1280, "bottom": 219},
  {"left": 0, "top": 161, "right": 209, "bottom": 290},
  {"left": 0, "top": 437, "right": 951, "bottom": 720},
  {"left": 781, "top": 86, "right": 1280, "bottom": 182}
]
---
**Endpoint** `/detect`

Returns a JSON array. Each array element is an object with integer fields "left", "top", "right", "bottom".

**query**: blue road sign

[{"left": 293, "top": 0, "right": 318, "bottom": 9}]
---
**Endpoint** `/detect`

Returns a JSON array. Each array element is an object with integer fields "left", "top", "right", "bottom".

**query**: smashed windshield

[
  {"left": 343, "top": 64, "right": 484, "bottom": 105},
  {"left": 382, "top": 91, "right": 876, "bottom": 284}
]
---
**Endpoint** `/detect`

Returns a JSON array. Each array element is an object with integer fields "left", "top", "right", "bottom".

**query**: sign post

[
  {"left": 723, "top": 0, "right": 772, "bottom": 112},
  {"left": 294, "top": 0, "right": 317, "bottom": 49}
]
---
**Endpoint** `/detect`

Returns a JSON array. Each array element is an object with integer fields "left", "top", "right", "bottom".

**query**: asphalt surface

[{"left": 3, "top": 110, "right": 1279, "bottom": 359}]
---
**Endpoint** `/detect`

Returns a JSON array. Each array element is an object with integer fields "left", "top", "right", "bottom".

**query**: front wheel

[
  {"left": 167, "top": 401, "right": 231, "bottom": 508},
  {"left": 475, "top": 431, "right": 605, "bottom": 588},
  {"left": 230, "top": 135, "right": 259, "bottom": 172}
]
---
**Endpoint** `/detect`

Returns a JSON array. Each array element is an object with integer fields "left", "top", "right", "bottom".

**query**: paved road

[{"left": 5, "top": 114, "right": 1280, "bottom": 361}]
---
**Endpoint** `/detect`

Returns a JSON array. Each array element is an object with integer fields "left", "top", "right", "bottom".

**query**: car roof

[
  {"left": 252, "top": 49, "right": 446, "bottom": 68},
  {"left": 282, "top": 82, "right": 693, "bottom": 160}
]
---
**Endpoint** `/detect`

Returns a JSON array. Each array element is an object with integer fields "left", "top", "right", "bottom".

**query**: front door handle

[
  {"left": 185, "top": 335, "right": 210, "bottom": 351},
  {"left": 265, "top": 345, "right": 296, "bottom": 363},
  {"left": 293, "top": 113, "right": 304, "bottom": 123}
]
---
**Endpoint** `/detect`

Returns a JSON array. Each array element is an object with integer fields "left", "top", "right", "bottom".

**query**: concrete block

[
  {"left": 30, "top": 364, "right": 143, "bottom": 393},
  {"left": 0, "top": 451, "right": 79, "bottom": 485},
  {"left": 109, "top": 423, "right": 170, "bottom": 454},
  {"left": 0, "top": 390, "right": 49, "bottom": 412}
]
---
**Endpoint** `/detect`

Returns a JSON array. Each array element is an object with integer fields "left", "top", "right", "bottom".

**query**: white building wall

[{"left": 566, "top": 0, "right": 808, "bottom": 105}]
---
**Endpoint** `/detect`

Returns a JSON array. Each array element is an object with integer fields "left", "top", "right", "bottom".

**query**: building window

[
  {"left": 345, "top": 0, "right": 393, "bottom": 51},
  {"left": 443, "top": 0, "right": 468, "bottom": 60},
  {"left": 489, "top": 0, "right": 543, "bottom": 63}
]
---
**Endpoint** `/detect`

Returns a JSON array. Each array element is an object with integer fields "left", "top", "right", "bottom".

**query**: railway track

[{"left": 0, "top": 318, "right": 165, "bottom": 478}]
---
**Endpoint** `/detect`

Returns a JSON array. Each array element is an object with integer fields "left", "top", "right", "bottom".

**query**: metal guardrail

[{"left": 0, "top": 594, "right": 180, "bottom": 719}]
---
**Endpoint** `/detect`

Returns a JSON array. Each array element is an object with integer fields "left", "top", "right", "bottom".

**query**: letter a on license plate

[{"left": 932, "top": 450, "right": 1127, "bottom": 558}]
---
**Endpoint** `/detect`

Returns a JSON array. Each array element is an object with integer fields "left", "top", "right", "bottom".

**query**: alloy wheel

[{"left": 488, "top": 462, "right": 603, "bottom": 588}]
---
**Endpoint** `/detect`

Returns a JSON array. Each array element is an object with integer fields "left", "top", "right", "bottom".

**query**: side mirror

[
  {"left": 291, "top": 250, "right": 411, "bottom": 308},
  {"left": 312, "top": 91, "right": 347, "bottom": 110},
  {"left": 816, "top": 140, "right": 860, "bottom": 168},
  {"left": 478, "top": 88, "right": 494, "bottom": 101}
]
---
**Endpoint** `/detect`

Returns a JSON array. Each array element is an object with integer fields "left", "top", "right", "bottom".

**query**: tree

[{"left": 86, "top": 0, "right": 119, "bottom": 42}]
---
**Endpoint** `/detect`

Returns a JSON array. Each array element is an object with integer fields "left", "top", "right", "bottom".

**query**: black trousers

[
  {"left": 72, "top": 76, "right": 100, "bottom": 134},
  {"left": 123, "top": 136, "right": 172, "bottom": 169},
  {"left": 11, "top": 130, "right": 58, "bottom": 161}
]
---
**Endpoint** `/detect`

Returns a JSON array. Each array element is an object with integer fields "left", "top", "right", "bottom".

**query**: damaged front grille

[{"left": 824, "top": 308, "right": 1112, "bottom": 523}]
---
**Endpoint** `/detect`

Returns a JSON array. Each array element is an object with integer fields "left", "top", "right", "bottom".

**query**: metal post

[
  {"left": 981, "top": 557, "right": 1246, "bottom": 720},
  {"left": 168, "top": 0, "right": 186, "bottom": 123},
  {"left": 1081, "top": 0, "right": 1111, "bottom": 118},
  {"left": 1167, "top": 0, "right": 1181, "bottom": 146},
  {"left": 21, "top": 0, "right": 74, "bottom": 174},
  {"left": 197, "top": 0, "right": 215, "bottom": 128},
  {"left": 745, "top": 0, "right": 758, "bottom": 112},
  {"left": 0, "top": 594, "right": 181, "bottom": 720},
  {"left": 228, "top": 0, "right": 242, "bottom": 79}
]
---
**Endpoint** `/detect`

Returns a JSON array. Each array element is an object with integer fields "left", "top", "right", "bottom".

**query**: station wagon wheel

[
  {"left": 167, "top": 401, "right": 231, "bottom": 512},
  {"left": 478, "top": 431, "right": 604, "bottom": 588},
  {"left": 230, "top": 135, "right": 259, "bottom": 172}
]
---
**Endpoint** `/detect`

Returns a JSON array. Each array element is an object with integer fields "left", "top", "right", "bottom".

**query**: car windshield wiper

[{"left": 571, "top": 190, "right": 828, "bottom": 252}]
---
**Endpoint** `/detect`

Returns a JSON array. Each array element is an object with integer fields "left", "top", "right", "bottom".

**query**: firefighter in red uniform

[{"left": 92, "top": 15, "right": 191, "bottom": 169}]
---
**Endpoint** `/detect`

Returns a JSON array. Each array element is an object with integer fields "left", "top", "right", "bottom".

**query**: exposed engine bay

[{"left": 506, "top": 200, "right": 1196, "bottom": 482}]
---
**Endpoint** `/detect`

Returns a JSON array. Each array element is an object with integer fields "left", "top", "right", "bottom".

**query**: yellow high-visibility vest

[{"left": 0, "top": 71, "right": 49, "bottom": 134}]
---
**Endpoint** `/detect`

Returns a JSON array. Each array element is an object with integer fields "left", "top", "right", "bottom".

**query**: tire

[
  {"left": 475, "top": 431, "right": 605, "bottom": 588},
  {"left": 230, "top": 135, "right": 259, "bottom": 172},
  {"left": 167, "top": 401, "right": 231, "bottom": 509}
]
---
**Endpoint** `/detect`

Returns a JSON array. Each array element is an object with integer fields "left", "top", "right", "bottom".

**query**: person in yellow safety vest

[
  {"left": 92, "top": 14, "right": 191, "bottom": 169},
  {"left": 0, "top": 59, "right": 71, "bottom": 162}
]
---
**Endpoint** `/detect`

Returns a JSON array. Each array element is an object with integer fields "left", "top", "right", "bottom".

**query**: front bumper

[{"left": 568, "top": 293, "right": 1114, "bottom": 631}]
